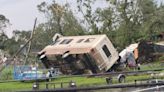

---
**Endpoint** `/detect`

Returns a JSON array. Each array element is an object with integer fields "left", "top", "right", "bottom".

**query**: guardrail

[
  {"left": 19, "top": 82, "right": 164, "bottom": 92},
  {"left": 32, "top": 81, "right": 76, "bottom": 91},
  {"left": 0, "top": 68, "right": 164, "bottom": 83},
  {"left": 45, "top": 81, "right": 76, "bottom": 89}
]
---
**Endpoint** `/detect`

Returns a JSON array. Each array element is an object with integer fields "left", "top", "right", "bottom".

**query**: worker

[
  {"left": 46, "top": 67, "right": 54, "bottom": 82},
  {"left": 46, "top": 71, "right": 50, "bottom": 82},
  {"left": 137, "top": 63, "right": 141, "bottom": 70},
  {"left": 2, "top": 55, "right": 7, "bottom": 66}
]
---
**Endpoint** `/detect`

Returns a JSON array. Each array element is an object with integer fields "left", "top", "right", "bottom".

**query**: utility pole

[
  {"left": 24, "top": 18, "right": 37, "bottom": 65},
  {"left": 0, "top": 18, "right": 37, "bottom": 75}
]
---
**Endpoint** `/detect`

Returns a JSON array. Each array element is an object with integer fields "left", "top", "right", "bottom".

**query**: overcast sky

[
  {"left": 0, "top": 0, "right": 163, "bottom": 38},
  {"left": 0, "top": 0, "right": 50, "bottom": 37}
]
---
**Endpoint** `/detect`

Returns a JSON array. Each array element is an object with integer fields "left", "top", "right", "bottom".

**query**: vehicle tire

[{"left": 118, "top": 74, "right": 126, "bottom": 83}]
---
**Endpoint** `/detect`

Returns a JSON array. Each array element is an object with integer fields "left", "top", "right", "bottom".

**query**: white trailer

[{"left": 38, "top": 34, "right": 119, "bottom": 74}]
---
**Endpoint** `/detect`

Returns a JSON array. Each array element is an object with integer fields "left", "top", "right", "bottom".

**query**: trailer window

[
  {"left": 60, "top": 39, "right": 73, "bottom": 44},
  {"left": 52, "top": 40, "right": 61, "bottom": 45},
  {"left": 77, "top": 39, "right": 84, "bottom": 43},
  {"left": 102, "top": 45, "right": 111, "bottom": 57},
  {"left": 84, "top": 38, "right": 95, "bottom": 43}
]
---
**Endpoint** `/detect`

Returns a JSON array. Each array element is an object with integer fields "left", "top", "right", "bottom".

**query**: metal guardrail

[
  {"left": 18, "top": 82, "right": 164, "bottom": 92},
  {"left": 62, "top": 68, "right": 164, "bottom": 77},
  {"left": 44, "top": 68, "right": 164, "bottom": 79},
  {"left": 45, "top": 81, "right": 76, "bottom": 89},
  {"left": 31, "top": 81, "right": 76, "bottom": 91},
  {"left": 132, "top": 85, "right": 164, "bottom": 92},
  {"left": 0, "top": 68, "right": 164, "bottom": 83}
]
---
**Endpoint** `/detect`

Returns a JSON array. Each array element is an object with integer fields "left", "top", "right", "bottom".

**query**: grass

[
  {"left": 0, "top": 77, "right": 106, "bottom": 92},
  {"left": 140, "top": 61, "right": 164, "bottom": 70},
  {"left": 0, "top": 81, "right": 32, "bottom": 92},
  {"left": 0, "top": 73, "right": 162, "bottom": 92},
  {"left": 0, "top": 61, "right": 164, "bottom": 92},
  {"left": 53, "top": 76, "right": 106, "bottom": 86}
]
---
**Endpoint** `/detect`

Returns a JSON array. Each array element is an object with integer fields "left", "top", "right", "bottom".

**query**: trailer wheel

[{"left": 118, "top": 74, "right": 126, "bottom": 83}]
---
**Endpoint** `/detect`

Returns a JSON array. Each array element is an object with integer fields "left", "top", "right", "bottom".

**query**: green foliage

[
  {"left": 0, "top": 66, "right": 13, "bottom": 80},
  {"left": 77, "top": 0, "right": 164, "bottom": 50},
  {"left": 7, "top": 30, "right": 31, "bottom": 56},
  {"left": 0, "top": 14, "right": 10, "bottom": 50},
  {"left": 3, "top": 39, "right": 19, "bottom": 55},
  {"left": 37, "top": 2, "right": 86, "bottom": 36},
  {"left": 0, "top": 14, "right": 10, "bottom": 32}
]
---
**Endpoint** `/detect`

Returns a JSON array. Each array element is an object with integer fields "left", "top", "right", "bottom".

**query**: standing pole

[
  {"left": 24, "top": 18, "right": 37, "bottom": 65},
  {"left": 0, "top": 18, "right": 37, "bottom": 74}
]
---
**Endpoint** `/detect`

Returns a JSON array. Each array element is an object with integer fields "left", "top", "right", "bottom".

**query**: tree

[
  {"left": 76, "top": 0, "right": 143, "bottom": 49},
  {"left": 0, "top": 14, "right": 10, "bottom": 49},
  {"left": 0, "top": 14, "right": 9, "bottom": 33},
  {"left": 139, "top": 0, "right": 164, "bottom": 40},
  {"left": 31, "top": 23, "right": 52, "bottom": 50},
  {"left": 4, "top": 30, "right": 31, "bottom": 56},
  {"left": 37, "top": 1, "right": 85, "bottom": 36},
  {"left": 76, "top": 0, "right": 164, "bottom": 51},
  {"left": 77, "top": 0, "right": 100, "bottom": 34}
]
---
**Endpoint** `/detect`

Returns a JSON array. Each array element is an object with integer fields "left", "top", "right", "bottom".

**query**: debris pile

[{"left": 138, "top": 40, "right": 164, "bottom": 63}]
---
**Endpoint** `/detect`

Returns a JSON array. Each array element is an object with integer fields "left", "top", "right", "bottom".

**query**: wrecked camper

[{"left": 38, "top": 34, "right": 119, "bottom": 74}]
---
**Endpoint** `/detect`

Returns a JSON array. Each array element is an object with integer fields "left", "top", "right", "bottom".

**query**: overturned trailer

[{"left": 38, "top": 34, "right": 119, "bottom": 74}]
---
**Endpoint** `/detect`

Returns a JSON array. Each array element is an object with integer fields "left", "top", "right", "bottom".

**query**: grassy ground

[
  {"left": 140, "top": 61, "right": 164, "bottom": 70},
  {"left": 0, "top": 77, "right": 106, "bottom": 92},
  {"left": 0, "top": 82, "right": 32, "bottom": 92},
  {"left": 0, "top": 61, "right": 164, "bottom": 92},
  {"left": 0, "top": 73, "right": 162, "bottom": 92}
]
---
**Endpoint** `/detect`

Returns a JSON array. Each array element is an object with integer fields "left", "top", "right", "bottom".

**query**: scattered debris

[
  {"left": 119, "top": 43, "right": 138, "bottom": 68},
  {"left": 138, "top": 40, "right": 164, "bottom": 63}
]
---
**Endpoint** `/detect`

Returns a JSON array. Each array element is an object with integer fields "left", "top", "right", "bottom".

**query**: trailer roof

[{"left": 39, "top": 34, "right": 107, "bottom": 55}]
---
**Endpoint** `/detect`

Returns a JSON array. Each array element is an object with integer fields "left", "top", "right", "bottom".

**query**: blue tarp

[{"left": 13, "top": 66, "right": 46, "bottom": 80}]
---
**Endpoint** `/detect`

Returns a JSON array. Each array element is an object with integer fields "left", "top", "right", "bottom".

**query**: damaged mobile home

[{"left": 38, "top": 34, "right": 119, "bottom": 74}]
